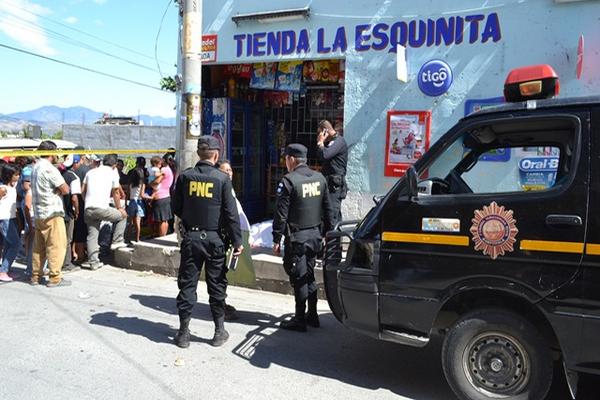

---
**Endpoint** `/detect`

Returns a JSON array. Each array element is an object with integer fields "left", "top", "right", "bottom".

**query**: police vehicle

[{"left": 324, "top": 65, "right": 599, "bottom": 400}]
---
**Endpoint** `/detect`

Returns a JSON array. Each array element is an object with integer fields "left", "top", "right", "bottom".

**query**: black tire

[{"left": 442, "top": 308, "right": 553, "bottom": 400}]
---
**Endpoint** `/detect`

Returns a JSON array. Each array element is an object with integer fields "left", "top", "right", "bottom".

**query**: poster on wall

[
  {"left": 224, "top": 64, "right": 252, "bottom": 78},
  {"left": 464, "top": 97, "right": 504, "bottom": 116},
  {"left": 518, "top": 155, "right": 559, "bottom": 191},
  {"left": 250, "top": 63, "right": 277, "bottom": 90},
  {"left": 275, "top": 61, "right": 303, "bottom": 92},
  {"left": 303, "top": 60, "right": 340, "bottom": 83},
  {"left": 201, "top": 34, "right": 218, "bottom": 63},
  {"left": 384, "top": 110, "right": 431, "bottom": 177}
]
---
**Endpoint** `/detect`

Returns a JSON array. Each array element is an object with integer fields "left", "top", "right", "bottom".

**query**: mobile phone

[{"left": 228, "top": 254, "right": 239, "bottom": 271}]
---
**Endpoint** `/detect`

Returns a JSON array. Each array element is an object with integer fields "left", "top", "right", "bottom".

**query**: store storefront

[
  {"left": 200, "top": 0, "right": 600, "bottom": 220},
  {"left": 201, "top": 60, "right": 344, "bottom": 221}
]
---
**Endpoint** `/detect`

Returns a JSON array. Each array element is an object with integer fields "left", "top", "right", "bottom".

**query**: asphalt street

[{"left": 1, "top": 262, "right": 596, "bottom": 400}]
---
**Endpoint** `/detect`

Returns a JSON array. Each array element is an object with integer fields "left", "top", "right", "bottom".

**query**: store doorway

[{"left": 202, "top": 59, "right": 345, "bottom": 223}]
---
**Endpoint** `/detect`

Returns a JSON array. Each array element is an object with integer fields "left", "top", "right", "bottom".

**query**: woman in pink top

[{"left": 152, "top": 156, "right": 174, "bottom": 237}]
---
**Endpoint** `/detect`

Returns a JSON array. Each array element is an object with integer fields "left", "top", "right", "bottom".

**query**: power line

[
  {"left": 0, "top": 42, "right": 166, "bottom": 92},
  {"left": 155, "top": 0, "right": 174, "bottom": 78},
  {"left": 1, "top": 12, "right": 161, "bottom": 73},
  {"left": 2, "top": 0, "right": 173, "bottom": 67}
]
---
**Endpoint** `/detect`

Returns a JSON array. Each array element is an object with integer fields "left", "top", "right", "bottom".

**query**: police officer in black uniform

[
  {"left": 316, "top": 120, "right": 348, "bottom": 228},
  {"left": 172, "top": 136, "right": 243, "bottom": 348},
  {"left": 273, "top": 144, "right": 334, "bottom": 331}
]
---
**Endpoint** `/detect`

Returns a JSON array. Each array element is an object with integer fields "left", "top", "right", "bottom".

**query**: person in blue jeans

[{"left": 0, "top": 164, "right": 21, "bottom": 282}]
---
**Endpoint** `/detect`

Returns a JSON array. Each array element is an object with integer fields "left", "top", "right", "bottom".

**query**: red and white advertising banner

[
  {"left": 202, "top": 34, "right": 218, "bottom": 63},
  {"left": 384, "top": 110, "right": 431, "bottom": 177}
]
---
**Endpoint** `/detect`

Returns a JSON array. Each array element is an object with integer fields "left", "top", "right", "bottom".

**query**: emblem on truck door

[{"left": 470, "top": 202, "right": 518, "bottom": 260}]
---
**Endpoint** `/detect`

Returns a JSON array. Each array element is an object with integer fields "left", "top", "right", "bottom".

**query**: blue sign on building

[
  {"left": 518, "top": 156, "right": 559, "bottom": 190},
  {"left": 418, "top": 60, "right": 453, "bottom": 97}
]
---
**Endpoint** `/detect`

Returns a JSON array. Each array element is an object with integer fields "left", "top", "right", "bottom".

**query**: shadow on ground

[{"left": 125, "top": 293, "right": 594, "bottom": 400}]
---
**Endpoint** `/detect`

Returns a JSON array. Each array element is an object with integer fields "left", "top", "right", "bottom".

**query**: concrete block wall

[{"left": 63, "top": 125, "right": 176, "bottom": 154}]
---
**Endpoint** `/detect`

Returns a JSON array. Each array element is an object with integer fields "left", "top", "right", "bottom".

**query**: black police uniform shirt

[
  {"left": 272, "top": 164, "right": 334, "bottom": 244},
  {"left": 171, "top": 160, "right": 242, "bottom": 248},
  {"left": 317, "top": 134, "right": 348, "bottom": 178}
]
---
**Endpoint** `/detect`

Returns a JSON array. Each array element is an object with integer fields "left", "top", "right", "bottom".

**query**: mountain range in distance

[{"left": 0, "top": 105, "right": 176, "bottom": 132}]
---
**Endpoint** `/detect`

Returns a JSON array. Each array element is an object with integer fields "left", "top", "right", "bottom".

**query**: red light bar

[
  {"left": 504, "top": 64, "right": 560, "bottom": 102},
  {"left": 505, "top": 64, "right": 557, "bottom": 85}
]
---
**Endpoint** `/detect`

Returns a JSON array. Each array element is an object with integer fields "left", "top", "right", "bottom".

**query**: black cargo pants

[
  {"left": 283, "top": 227, "right": 322, "bottom": 305},
  {"left": 176, "top": 230, "right": 227, "bottom": 321},
  {"left": 327, "top": 175, "right": 346, "bottom": 228}
]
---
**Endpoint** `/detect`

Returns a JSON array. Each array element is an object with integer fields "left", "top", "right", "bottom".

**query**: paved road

[{"left": 2, "top": 263, "right": 595, "bottom": 400}]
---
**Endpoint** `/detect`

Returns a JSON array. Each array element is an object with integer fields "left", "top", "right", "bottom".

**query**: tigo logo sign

[{"left": 418, "top": 60, "right": 453, "bottom": 96}]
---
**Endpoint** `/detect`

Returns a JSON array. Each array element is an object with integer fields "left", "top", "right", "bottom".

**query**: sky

[{"left": 0, "top": 0, "right": 179, "bottom": 117}]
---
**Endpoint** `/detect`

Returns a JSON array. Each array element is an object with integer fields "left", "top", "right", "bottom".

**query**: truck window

[
  {"left": 461, "top": 146, "right": 560, "bottom": 193},
  {"left": 418, "top": 117, "right": 576, "bottom": 196}
]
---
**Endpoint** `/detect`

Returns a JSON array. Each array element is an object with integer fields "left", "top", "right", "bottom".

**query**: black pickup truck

[{"left": 324, "top": 65, "right": 599, "bottom": 400}]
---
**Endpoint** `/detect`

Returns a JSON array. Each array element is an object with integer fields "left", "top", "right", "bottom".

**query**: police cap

[
  {"left": 285, "top": 143, "right": 307, "bottom": 158},
  {"left": 197, "top": 135, "right": 220, "bottom": 150}
]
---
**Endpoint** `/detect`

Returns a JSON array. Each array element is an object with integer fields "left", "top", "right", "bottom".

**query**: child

[{"left": 146, "top": 156, "right": 163, "bottom": 199}]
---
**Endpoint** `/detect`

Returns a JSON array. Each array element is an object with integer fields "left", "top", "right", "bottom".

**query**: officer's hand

[
  {"left": 272, "top": 243, "right": 281, "bottom": 256},
  {"left": 233, "top": 245, "right": 244, "bottom": 256},
  {"left": 118, "top": 208, "right": 127, "bottom": 218},
  {"left": 317, "top": 131, "right": 327, "bottom": 146}
]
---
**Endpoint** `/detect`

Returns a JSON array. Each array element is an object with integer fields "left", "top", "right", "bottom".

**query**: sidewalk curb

[{"left": 112, "top": 236, "right": 326, "bottom": 298}]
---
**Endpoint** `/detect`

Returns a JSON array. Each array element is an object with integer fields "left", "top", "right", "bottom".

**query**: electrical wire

[
  {"left": 1, "top": 17, "right": 160, "bottom": 73},
  {"left": 2, "top": 0, "right": 173, "bottom": 67},
  {"left": 0, "top": 42, "right": 166, "bottom": 92},
  {"left": 155, "top": 0, "right": 174, "bottom": 78}
]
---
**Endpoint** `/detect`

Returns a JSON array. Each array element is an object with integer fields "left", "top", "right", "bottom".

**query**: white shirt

[
  {"left": 0, "top": 184, "right": 17, "bottom": 220},
  {"left": 232, "top": 188, "right": 250, "bottom": 231},
  {"left": 130, "top": 185, "right": 142, "bottom": 200},
  {"left": 83, "top": 165, "right": 120, "bottom": 209}
]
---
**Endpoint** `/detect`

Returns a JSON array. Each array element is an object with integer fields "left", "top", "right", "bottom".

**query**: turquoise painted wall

[{"left": 202, "top": 0, "right": 600, "bottom": 217}]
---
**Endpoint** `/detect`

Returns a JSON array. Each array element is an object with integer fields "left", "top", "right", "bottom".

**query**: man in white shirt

[{"left": 81, "top": 153, "right": 126, "bottom": 270}]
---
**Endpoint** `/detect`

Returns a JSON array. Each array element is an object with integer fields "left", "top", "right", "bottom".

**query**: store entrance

[{"left": 202, "top": 60, "right": 345, "bottom": 224}]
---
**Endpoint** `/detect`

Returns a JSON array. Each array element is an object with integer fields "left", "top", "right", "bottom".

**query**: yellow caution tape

[{"left": 0, "top": 149, "right": 174, "bottom": 157}]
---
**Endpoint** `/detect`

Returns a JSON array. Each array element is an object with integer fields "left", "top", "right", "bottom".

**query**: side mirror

[{"left": 406, "top": 166, "right": 418, "bottom": 199}]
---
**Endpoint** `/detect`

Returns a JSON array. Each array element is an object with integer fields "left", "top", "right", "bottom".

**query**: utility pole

[{"left": 176, "top": 0, "right": 203, "bottom": 170}]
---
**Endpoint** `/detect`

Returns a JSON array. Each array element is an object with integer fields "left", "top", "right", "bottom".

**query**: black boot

[
  {"left": 174, "top": 316, "right": 191, "bottom": 348},
  {"left": 211, "top": 316, "right": 229, "bottom": 347},
  {"left": 280, "top": 301, "right": 307, "bottom": 332},
  {"left": 306, "top": 292, "right": 320, "bottom": 328}
]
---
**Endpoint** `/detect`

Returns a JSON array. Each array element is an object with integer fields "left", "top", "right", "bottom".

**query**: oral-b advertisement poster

[
  {"left": 250, "top": 62, "right": 277, "bottom": 90},
  {"left": 518, "top": 152, "right": 559, "bottom": 191},
  {"left": 275, "top": 61, "right": 303, "bottom": 92}
]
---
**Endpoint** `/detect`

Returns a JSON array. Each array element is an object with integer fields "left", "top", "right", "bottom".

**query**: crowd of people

[
  {"left": 0, "top": 141, "right": 177, "bottom": 285},
  {"left": 1, "top": 118, "right": 347, "bottom": 348}
]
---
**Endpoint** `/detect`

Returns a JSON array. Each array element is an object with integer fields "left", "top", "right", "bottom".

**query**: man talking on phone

[{"left": 316, "top": 120, "right": 348, "bottom": 228}]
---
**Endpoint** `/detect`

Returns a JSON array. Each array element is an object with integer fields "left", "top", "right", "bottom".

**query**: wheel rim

[{"left": 462, "top": 331, "right": 531, "bottom": 398}]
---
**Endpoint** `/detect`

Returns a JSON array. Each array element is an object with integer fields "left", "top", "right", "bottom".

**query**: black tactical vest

[
  {"left": 181, "top": 164, "right": 224, "bottom": 230},
  {"left": 286, "top": 167, "right": 327, "bottom": 230}
]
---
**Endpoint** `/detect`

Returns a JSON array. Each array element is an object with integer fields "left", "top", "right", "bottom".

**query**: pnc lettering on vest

[
  {"left": 189, "top": 181, "right": 214, "bottom": 198},
  {"left": 302, "top": 182, "right": 321, "bottom": 198}
]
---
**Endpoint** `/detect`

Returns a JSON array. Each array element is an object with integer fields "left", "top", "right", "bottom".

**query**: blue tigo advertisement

[
  {"left": 418, "top": 59, "right": 453, "bottom": 96},
  {"left": 518, "top": 156, "right": 558, "bottom": 191}
]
